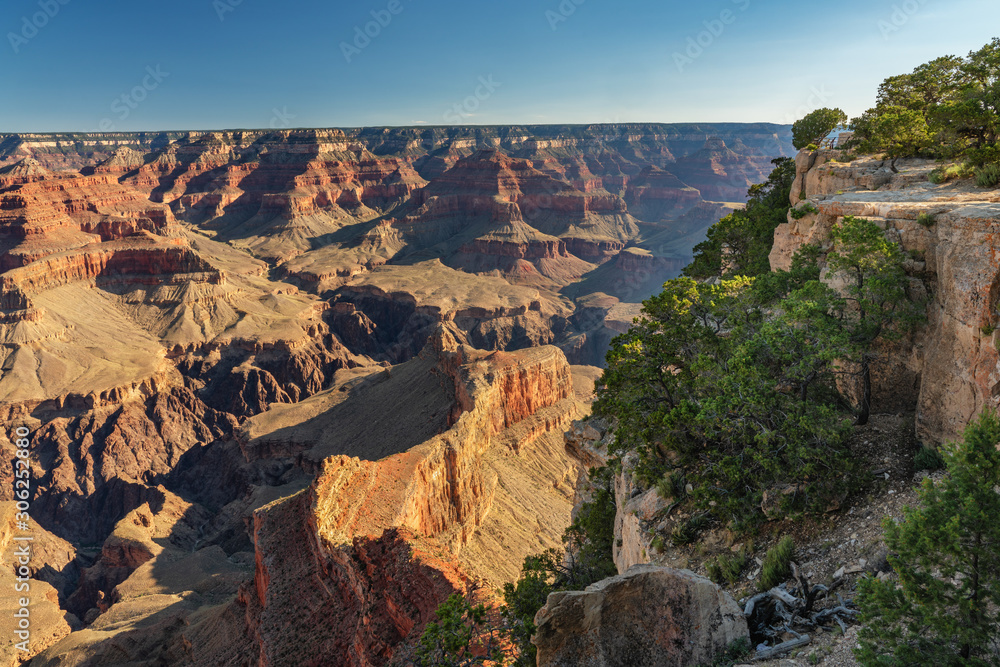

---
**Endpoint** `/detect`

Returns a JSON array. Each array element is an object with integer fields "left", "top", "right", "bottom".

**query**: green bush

[
  {"left": 913, "top": 445, "right": 945, "bottom": 471},
  {"left": 758, "top": 536, "right": 795, "bottom": 590},
  {"left": 656, "top": 471, "right": 686, "bottom": 501},
  {"left": 698, "top": 638, "right": 752, "bottom": 667},
  {"left": 671, "top": 514, "right": 710, "bottom": 547},
  {"left": 706, "top": 544, "right": 751, "bottom": 586},
  {"left": 916, "top": 212, "right": 936, "bottom": 227},
  {"left": 805, "top": 143, "right": 819, "bottom": 152},
  {"left": 975, "top": 163, "right": 1000, "bottom": 188},
  {"left": 790, "top": 202, "right": 819, "bottom": 220},
  {"left": 417, "top": 595, "right": 504, "bottom": 666},
  {"left": 856, "top": 411, "right": 1000, "bottom": 665}
]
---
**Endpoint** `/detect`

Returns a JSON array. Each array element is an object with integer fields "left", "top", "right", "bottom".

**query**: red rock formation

[
  {"left": 235, "top": 332, "right": 578, "bottom": 665},
  {"left": 672, "top": 137, "right": 776, "bottom": 202}
]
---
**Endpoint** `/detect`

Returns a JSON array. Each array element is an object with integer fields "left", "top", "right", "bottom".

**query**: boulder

[{"left": 533, "top": 565, "right": 748, "bottom": 667}]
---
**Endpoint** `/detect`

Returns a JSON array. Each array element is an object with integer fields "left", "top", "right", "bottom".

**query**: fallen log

[{"left": 754, "top": 635, "right": 811, "bottom": 660}]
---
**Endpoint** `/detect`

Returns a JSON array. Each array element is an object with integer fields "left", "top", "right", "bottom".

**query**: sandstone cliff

[
  {"left": 771, "top": 150, "right": 1000, "bottom": 444},
  {"left": 26, "top": 329, "right": 588, "bottom": 666}
]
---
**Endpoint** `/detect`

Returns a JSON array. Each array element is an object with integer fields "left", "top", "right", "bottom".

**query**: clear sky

[{"left": 2, "top": 0, "right": 999, "bottom": 132}]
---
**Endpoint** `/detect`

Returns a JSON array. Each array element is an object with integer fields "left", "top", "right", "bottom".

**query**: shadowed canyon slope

[{"left": 0, "top": 124, "right": 791, "bottom": 664}]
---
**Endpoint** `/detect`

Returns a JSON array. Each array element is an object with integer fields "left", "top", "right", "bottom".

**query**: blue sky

[{"left": 2, "top": 0, "right": 999, "bottom": 131}]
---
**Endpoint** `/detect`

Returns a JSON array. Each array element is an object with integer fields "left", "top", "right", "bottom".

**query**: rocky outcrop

[
  {"left": 232, "top": 330, "right": 584, "bottom": 665},
  {"left": 533, "top": 565, "right": 749, "bottom": 667},
  {"left": 771, "top": 150, "right": 1000, "bottom": 443}
]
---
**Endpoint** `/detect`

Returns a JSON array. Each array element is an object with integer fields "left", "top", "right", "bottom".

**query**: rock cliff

[{"left": 771, "top": 150, "right": 1000, "bottom": 443}]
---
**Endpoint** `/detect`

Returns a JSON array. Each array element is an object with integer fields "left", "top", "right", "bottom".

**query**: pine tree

[{"left": 855, "top": 411, "right": 1000, "bottom": 665}]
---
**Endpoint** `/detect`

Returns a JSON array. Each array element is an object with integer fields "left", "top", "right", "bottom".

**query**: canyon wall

[
  {"left": 771, "top": 150, "right": 1000, "bottom": 444},
  {"left": 0, "top": 125, "right": 793, "bottom": 664}
]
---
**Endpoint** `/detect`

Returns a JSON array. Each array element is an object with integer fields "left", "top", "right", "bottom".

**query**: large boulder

[{"left": 532, "top": 565, "right": 748, "bottom": 667}]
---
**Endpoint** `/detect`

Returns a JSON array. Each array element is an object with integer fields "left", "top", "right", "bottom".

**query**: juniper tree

[
  {"left": 827, "top": 216, "right": 924, "bottom": 426},
  {"left": 856, "top": 411, "right": 1000, "bottom": 665}
]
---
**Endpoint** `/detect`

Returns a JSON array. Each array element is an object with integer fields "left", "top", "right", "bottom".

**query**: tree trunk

[{"left": 856, "top": 357, "right": 871, "bottom": 426}]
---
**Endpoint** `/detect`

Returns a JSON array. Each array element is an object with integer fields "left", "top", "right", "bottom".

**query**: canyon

[{"left": 0, "top": 124, "right": 792, "bottom": 664}]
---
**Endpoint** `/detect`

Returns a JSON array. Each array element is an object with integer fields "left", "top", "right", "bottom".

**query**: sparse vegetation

[
  {"left": 975, "top": 162, "right": 1000, "bottom": 188},
  {"left": 916, "top": 212, "right": 936, "bottom": 227},
  {"left": 856, "top": 411, "right": 1000, "bottom": 665},
  {"left": 790, "top": 202, "right": 819, "bottom": 219},
  {"left": 671, "top": 514, "right": 710, "bottom": 546},
  {"left": 706, "top": 544, "right": 751, "bottom": 586},
  {"left": 758, "top": 536, "right": 795, "bottom": 591},
  {"left": 698, "top": 638, "right": 752, "bottom": 667},
  {"left": 501, "top": 467, "right": 617, "bottom": 665},
  {"left": 416, "top": 594, "right": 505, "bottom": 666},
  {"left": 656, "top": 470, "right": 687, "bottom": 501},
  {"left": 913, "top": 445, "right": 945, "bottom": 471}
]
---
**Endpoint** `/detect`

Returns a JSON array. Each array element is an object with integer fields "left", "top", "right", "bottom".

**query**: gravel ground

[{"left": 679, "top": 412, "right": 939, "bottom": 665}]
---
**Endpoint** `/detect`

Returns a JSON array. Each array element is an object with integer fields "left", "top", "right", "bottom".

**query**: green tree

[
  {"left": 501, "top": 469, "right": 617, "bottom": 666},
  {"left": 851, "top": 106, "right": 932, "bottom": 172},
  {"left": 792, "top": 108, "right": 849, "bottom": 150},
  {"left": 848, "top": 40, "right": 1000, "bottom": 164},
  {"left": 855, "top": 411, "right": 1000, "bottom": 665},
  {"left": 594, "top": 271, "right": 857, "bottom": 531},
  {"left": 685, "top": 157, "right": 795, "bottom": 280},
  {"left": 416, "top": 594, "right": 506, "bottom": 666},
  {"left": 827, "top": 216, "right": 924, "bottom": 426}
]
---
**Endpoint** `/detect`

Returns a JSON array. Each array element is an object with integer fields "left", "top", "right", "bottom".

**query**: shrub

[
  {"left": 913, "top": 445, "right": 944, "bottom": 471},
  {"left": 930, "top": 163, "right": 974, "bottom": 184},
  {"left": 706, "top": 544, "right": 751, "bottom": 586},
  {"left": 805, "top": 143, "right": 819, "bottom": 152},
  {"left": 671, "top": 514, "right": 709, "bottom": 547},
  {"left": 758, "top": 536, "right": 795, "bottom": 590},
  {"left": 856, "top": 411, "right": 1000, "bottom": 665},
  {"left": 417, "top": 594, "right": 504, "bottom": 666},
  {"left": 699, "top": 638, "right": 752, "bottom": 667},
  {"left": 916, "top": 212, "right": 936, "bottom": 227},
  {"left": 790, "top": 202, "right": 819, "bottom": 220},
  {"left": 975, "top": 163, "right": 1000, "bottom": 188},
  {"left": 656, "top": 471, "right": 686, "bottom": 501}
]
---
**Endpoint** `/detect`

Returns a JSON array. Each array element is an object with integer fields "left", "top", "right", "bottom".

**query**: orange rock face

[
  {"left": 771, "top": 150, "right": 1000, "bottom": 443},
  {"left": 0, "top": 126, "right": 792, "bottom": 665}
]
